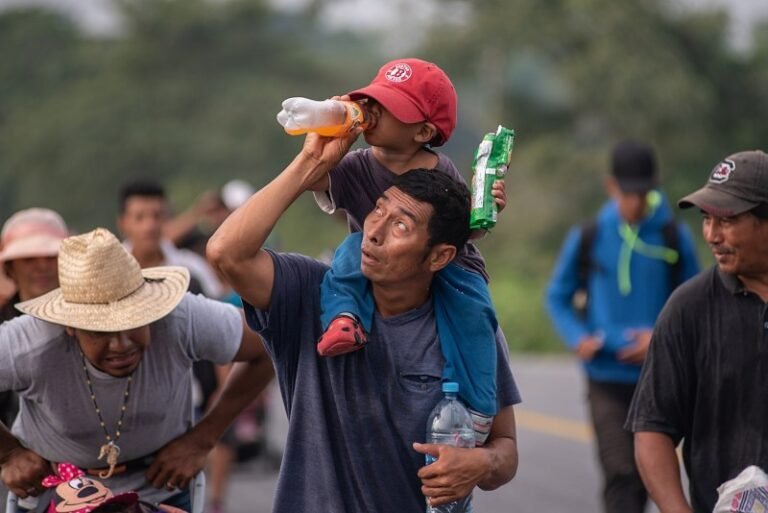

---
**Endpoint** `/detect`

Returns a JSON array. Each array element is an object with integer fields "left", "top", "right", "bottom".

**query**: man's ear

[
  {"left": 415, "top": 122, "right": 438, "bottom": 145},
  {"left": 65, "top": 326, "right": 76, "bottom": 337},
  {"left": 427, "top": 243, "right": 457, "bottom": 272}
]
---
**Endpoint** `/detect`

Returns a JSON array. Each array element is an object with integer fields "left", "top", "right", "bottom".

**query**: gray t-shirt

[
  {"left": 313, "top": 148, "right": 488, "bottom": 279},
  {"left": 0, "top": 293, "right": 242, "bottom": 504},
  {"left": 243, "top": 251, "right": 521, "bottom": 513}
]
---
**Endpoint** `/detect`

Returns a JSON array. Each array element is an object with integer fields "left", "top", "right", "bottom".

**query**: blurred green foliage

[{"left": 1, "top": 0, "right": 767, "bottom": 351}]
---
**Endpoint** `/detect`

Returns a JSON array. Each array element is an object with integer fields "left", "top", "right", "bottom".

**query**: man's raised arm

[{"left": 207, "top": 132, "right": 359, "bottom": 310}]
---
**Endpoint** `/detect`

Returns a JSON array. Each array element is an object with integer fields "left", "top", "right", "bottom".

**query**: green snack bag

[{"left": 469, "top": 125, "right": 515, "bottom": 230}]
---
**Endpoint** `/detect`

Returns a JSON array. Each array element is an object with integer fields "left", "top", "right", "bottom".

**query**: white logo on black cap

[{"left": 710, "top": 159, "right": 735, "bottom": 184}]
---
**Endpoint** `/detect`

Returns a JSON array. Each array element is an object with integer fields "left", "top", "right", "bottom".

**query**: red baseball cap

[{"left": 348, "top": 58, "right": 458, "bottom": 146}]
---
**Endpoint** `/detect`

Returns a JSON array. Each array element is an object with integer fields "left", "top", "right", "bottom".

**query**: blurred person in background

[
  {"left": 0, "top": 208, "right": 69, "bottom": 508},
  {"left": 0, "top": 208, "right": 70, "bottom": 424},
  {"left": 117, "top": 177, "right": 225, "bottom": 425},
  {"left": 0, "top": 208, "right": 69, "bottom": 322},
  {"left": 158, "top": 179, "right": 271, "bottom": 513},
  {"left": 117, "top": 179, "right": 225, "bottom": 299},
  {"left": 117, "top": 179, "right": 227, "bottom": 510},
  {"left": 163, "top": 180, "right": 255, "bottom": 260},
  {"left": 627, "top": 150, "right": 768, "bottom": 513},
  {"left": 546, "top": 140, "right": 700, "bottom": 513}
]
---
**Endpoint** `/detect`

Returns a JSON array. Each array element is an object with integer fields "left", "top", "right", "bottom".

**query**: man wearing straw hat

[
  {"left": 208, "top": 133, "right": 521, "bottom": 513},
  {"left": 0, "top": 228, "right": 272, "bottom": 512}
]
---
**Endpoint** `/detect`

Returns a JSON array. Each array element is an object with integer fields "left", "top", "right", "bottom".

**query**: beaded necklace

[{"left": 79, "top": 351, "right": 133, "bottom": 479}]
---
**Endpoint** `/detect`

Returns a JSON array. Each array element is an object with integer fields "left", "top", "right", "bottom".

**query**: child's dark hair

[
  {"left": 118, "top": 179, "right": 167, "bottom": 214},
  {"left": 393, "top": 169, "right": 471, "bottom": 252}
]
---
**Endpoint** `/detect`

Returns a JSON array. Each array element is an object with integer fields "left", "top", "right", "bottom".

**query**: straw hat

[
  {"left": 0, "top": 208, "right": 69, "bottom": 262},
  {"left": 16, "top": 228, "right": 190, "bottom": 331}
]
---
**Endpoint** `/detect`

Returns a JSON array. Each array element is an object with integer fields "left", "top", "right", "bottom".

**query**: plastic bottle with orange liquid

[{"left": 276, "top": 97, "right": 370, "bottom": 137}]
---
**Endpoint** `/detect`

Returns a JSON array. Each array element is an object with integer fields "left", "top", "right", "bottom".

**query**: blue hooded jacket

[{"left": 545, "top": 191, "right": 700, "bottom": 383}]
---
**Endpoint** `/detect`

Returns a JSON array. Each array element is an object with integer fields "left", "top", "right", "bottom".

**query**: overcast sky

[
  {"left": 673, "top": 0, "right": 768, "bottom": 50},
  {"left": 0, "top": 0, "right": 766, "bottom": 51}
]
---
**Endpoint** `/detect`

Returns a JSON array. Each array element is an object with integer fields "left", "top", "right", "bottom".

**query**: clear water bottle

[
  {"left": 276, "top": 97, "right": 370, "bottom": 137},
  {"left": 425, "top": 382, "right": 475, "bottom": 513}
]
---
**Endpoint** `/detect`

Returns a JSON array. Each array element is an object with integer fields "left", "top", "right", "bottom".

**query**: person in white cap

[
  {"left": 0, "top": 208, "right": 69, "bottom": 323},
  {"left": 0, "top": 208, "right": 70, "bottom": 509},
  {"left": 0, "top": 228, "right": 272, "bottom": 512},
  {"left": 161, "top": 179, "right": 257, "bottom": 259}
]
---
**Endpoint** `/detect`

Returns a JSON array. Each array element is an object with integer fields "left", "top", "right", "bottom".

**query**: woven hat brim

[{"left": 16, "top": 266, "right": 190, "bottom": 332}]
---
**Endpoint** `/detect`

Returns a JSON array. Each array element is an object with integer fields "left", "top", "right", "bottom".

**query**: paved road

[{"left": 215, "top": 355, "right": 665, "bottom": 513}]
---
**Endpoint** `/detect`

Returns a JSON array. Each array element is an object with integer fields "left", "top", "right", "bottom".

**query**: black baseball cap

[
  {"left": 611, "top": 140, "right": 658, "bottom": 193},
  {"left": 678, "top": 150, "right": 768, "bottom": 217}
]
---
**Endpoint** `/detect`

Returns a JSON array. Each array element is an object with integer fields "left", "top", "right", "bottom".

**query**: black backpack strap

[
  {"left": 662, "top": 219, "right": 683, "bottom": 289},
  {"left": 577, "top": 218, "right": 598, "bottom": 291},
  {"left": 572, "top": 218, "right": 598, "bottom": 317}
]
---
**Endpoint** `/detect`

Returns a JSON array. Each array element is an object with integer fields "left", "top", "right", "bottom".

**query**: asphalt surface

[{"left": 213, "top": 355, "right": 666, "bottom": 513}]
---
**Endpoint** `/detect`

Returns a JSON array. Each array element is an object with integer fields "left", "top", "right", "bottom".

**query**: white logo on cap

[
  {"left": 384, "top": 63, "right": 412, "bottom": 83},
  {"left": 710, "top": 159, "right": 735, "bottom": 184}
]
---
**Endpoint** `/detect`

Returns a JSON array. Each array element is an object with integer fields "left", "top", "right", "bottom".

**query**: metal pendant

[{"left": 97, "top": 441, "right": 121, "bottom": 479}]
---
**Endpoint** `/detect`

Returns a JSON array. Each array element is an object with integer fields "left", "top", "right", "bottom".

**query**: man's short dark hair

[
  {"left": 393, "top": 169, "right": 471, "bottom": 252},
  {"left": 118, "top": 179, "right": 166, "bottom": 214}
]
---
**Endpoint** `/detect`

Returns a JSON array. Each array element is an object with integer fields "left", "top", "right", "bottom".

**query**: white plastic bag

[{"left": 713, "top": 465, "right": 768, "bottom": 513}]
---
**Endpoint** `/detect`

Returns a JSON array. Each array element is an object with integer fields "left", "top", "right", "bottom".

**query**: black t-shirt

[{"left": 626, "top": 266, "right": 768, "bottom": 512}]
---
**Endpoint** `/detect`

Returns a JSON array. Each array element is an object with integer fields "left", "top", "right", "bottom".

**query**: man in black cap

[
  {"left": 546, "top": 140, "right": 700, "bottom": 513},
  {"left": 627, "top": 150, "right": 768, "bottom": 513}
]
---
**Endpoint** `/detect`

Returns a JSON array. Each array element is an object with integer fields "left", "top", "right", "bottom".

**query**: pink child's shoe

[{"left": 317, "top": 315, "right": 368, "bottom": 356}]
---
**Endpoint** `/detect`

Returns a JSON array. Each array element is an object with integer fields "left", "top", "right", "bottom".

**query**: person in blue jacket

[{"left": 545, "top": 140, "right": 700, "bottom": 513}]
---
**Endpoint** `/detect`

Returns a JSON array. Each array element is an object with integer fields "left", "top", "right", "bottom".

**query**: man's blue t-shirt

[{"left": 243, "top": 251, "right": 521, "bottom": 513}]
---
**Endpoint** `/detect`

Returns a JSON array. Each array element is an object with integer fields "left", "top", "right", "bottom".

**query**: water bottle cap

[{"left": 442, "top": 382, "right": 459, "bottom": 393}]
